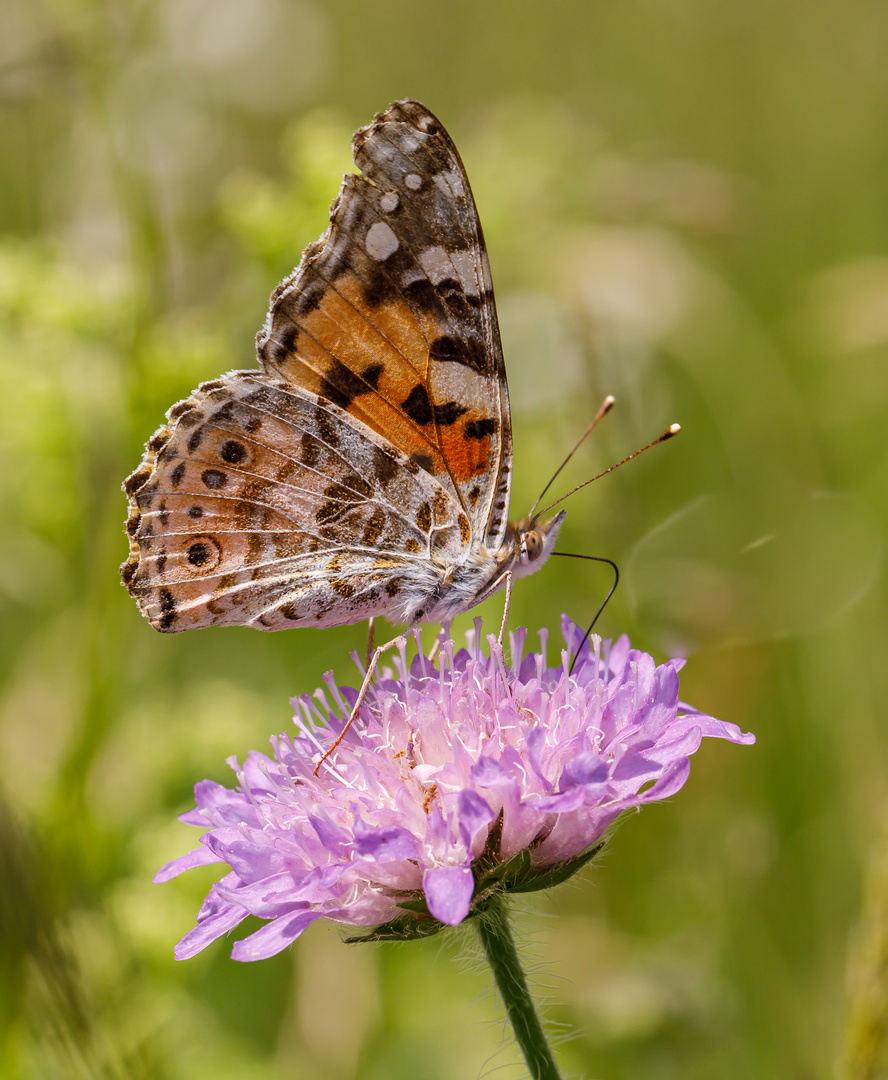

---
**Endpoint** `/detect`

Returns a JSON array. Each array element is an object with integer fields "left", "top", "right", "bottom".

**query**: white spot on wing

[
  {"left": 400, "top": 268, "right": 427, "bottom": 291},
  {"left": 450, "top": 250, "right": 481, "bottom": 296},
  {"left": 405, "top": 173, "right": 423, "bottom": 191},
  {"left": 365, "top": 222, "right": 399, "bottom": 261},
  {"left": 418, "top": 246, "right": 451, "bottom": 285},
  {"left": 431, "top": 360, "right": 490, "bottom": 402},
  {"left": 434, "top": 169, "right": 466, "bottom": 199},
  {"left": 380, "top": 191, "right": 399, "bottom": 213},
  {"left": 418, "top": 246, "right": 481, "bottom": 296}
]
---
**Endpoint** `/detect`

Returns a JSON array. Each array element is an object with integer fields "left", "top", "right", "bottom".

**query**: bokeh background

[{"left": 2, "top": 2, "right": 888, "bottom": 1077}]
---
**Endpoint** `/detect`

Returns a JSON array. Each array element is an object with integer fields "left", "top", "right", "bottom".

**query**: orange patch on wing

[
  {"left": 331, "top": 275, "right": 429, "bottom": 371},
  {"left": 439, "top": 422, "right": 491, "bottom": 483},
  {"left": 298, "top": 284, "right": 421, "bottom": 381},
  {"left": 269, "top": 274, "right": 454, "bottom": 475}
]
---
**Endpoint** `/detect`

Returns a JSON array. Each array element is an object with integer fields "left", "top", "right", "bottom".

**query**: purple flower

[{"left": 156, "top": 618, "right": 754, "bottom": 961}]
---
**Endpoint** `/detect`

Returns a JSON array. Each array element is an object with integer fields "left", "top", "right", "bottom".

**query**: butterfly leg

[
  {"left": 365, "top": 616, "right": 375, "bottom": 670},
  {"left": 498, "top": 571, "right": 513, "bottom": 646},
  {"left": 313, "top": 631, "right": 409, "bottom": 775}
]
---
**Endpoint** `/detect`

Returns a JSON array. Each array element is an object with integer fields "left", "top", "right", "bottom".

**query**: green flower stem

[{"left": 475, "top": 894, "right": 562, "bottom": 1080}]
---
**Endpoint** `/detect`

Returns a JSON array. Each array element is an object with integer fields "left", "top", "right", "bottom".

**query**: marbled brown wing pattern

[
  {"left": 121, "top": 373, "right": 473, "bottom": 631},
  {"left": 122, "top": 99, "right": 521, "bottom": 634},
  {"left": 256, "top": 99, "right": 513, "bottom": 550}
]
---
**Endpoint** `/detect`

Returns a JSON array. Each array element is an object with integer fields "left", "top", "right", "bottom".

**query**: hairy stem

[{"left": 475, "top": 895, "right": 561, "bottom": 1080}]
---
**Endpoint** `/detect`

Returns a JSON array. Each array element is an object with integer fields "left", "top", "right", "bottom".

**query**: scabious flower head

[{"left": 156, "top": 618, "right": 754, "bottom": 961}]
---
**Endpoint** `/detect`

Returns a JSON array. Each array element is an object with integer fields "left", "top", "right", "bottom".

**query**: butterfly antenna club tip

[{"left": 540, "top": 420, "right": 683, "bottom": 516}]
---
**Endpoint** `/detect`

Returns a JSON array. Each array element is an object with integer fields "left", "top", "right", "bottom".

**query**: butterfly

[{"left": 121, "top": 99, "right": 566, "bottom": 636}]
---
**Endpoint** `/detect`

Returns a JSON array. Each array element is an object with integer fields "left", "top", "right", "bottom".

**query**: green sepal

[
  {"left": 482, "top": 847, "right": 534, "bottom": 888},
  {"left": 344, "top": 911, "right": 446, "bottom": 943},
  {"left": 505, "top": 841, "right": 605, "bottom": 894}
]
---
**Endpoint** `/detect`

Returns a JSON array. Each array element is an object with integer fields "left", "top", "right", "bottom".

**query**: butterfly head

[{"left": 510, "top": 509, "right": 567, "bottom": 580}]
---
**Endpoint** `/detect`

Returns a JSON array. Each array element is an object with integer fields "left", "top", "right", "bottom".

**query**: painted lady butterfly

[{"left": 121, "top": 100, "right": 566, "bottom": 635}]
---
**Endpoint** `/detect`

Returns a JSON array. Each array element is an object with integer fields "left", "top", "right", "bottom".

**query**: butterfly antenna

[
  {"left": 540, "top": 424, "right": 681, "bottom": 518},
  {"left": 551, "top": 552, "right": 619, "bottom": 674},
  {"left": 528, "top": 395, "right": 615, "bottom": 520}
]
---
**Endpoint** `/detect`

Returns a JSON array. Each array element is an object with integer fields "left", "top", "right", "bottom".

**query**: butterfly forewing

[{"left": 257, "top": 99, "right": 513, "bottom": 550}]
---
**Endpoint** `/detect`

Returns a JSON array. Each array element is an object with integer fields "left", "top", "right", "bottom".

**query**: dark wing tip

[{"left": 354, "top": 99, "right": 446, "bottom": 155}]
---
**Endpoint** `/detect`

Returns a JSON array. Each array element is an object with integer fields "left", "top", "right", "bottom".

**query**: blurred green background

[{"left": 2, "top": 1, "right": 887, "bottom": 1077}]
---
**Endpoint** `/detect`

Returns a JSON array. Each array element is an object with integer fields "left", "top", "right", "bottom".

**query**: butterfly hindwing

[{"left": 122, "top": 373, "right": 471, "bottom": 631}]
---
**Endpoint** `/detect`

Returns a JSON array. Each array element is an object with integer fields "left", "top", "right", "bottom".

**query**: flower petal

[
  {"left": 423, "top": 865, "right": 474, "bottom": 925},
  {"left": 174, "top": 901, "right": 246, "bottom": 960},
  {"left": 563, "top": 752, "right": 609, "bottom": 787},
  {"left": 230, "top": 910, "right": 323, "bottom": 961},
  {"left": 154, "top": 844, "right": 222, "bottom": 883},
  {"left": 456, "top": 789, "right": 495, "bottom": 849},
  {"left": 352, "top": 816, "right": 421, "bottom": 862}
]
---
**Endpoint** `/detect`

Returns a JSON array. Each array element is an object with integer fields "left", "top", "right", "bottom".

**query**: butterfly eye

[{"left": 523, "top": 530, "right": 544, "bottom": 561}]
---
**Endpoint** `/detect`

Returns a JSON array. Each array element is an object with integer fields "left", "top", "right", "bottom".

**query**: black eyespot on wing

[
  {"left": 220, "top": 439, "right": 247, "bottom": 464},
  {"left": 428, "top": 333, "right": 489, "bottom": 375},
  {"left": 400, "top": 384, "right": 467, "bottom": 427},
  {"left": 401, "top": 384, "right": 433, "bottom": 425},
  {"left": 201, "top": 469, "right": 228, "bottom": 489},
  {"left": 187, "top": 542, "right": 210, "bottom": 567},
  {"left": 464, "top": 417, "right": 497, "bottom": 439},
  {"left": 319, "top": 360, "right": 383, "bottom": 410},
  {"left": 433, "top": 400, "right": 468, "bottom": 426}
]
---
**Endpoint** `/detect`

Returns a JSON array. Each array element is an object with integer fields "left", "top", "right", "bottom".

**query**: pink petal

[{"left": 423, "top": 866, "right": 474, "bottom": 925}]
